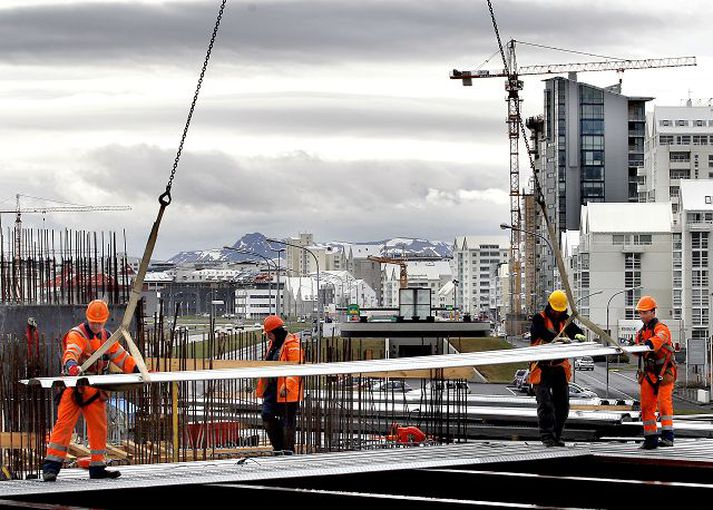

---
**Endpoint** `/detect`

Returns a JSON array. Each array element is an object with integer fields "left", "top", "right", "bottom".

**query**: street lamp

[
  {"left": 267, "top": 246, "right": 286, "bottom": 316},
  {"left": 500, "top": 223, "right": 553, "bottom": 312},
  {"left": 605, "top": 285, "right": 643, "bottom": 398},
  {"left": 267, "top": 238, "right": 323, "bottom": 354}
]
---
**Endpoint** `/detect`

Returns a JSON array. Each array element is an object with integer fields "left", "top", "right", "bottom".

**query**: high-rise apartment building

[
  {"left": 640, "top": 104, "right": 713, "bottom": 214},
  {"left": 452, "top": 236, "right": 508, "bottom": 317}
]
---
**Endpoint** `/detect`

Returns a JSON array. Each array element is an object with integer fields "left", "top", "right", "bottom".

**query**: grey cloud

[
  {"left": 73, "top": 144, "right": 508, "bottom": 257},
  {"left": 1, "top": 92, "right": 503, "bottom": 142},
  {"left": 0, "top": 1, "right": 676, "bottom": 67}
]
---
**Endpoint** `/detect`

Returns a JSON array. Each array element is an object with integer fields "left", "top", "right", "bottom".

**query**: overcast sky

[{"left": 0, "top": 0, "right": 709, "bottom": 259}]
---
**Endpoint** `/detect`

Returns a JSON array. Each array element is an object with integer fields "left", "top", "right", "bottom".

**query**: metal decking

[{"left": 2, "top": 439, "right": 713, "bottom": 503}]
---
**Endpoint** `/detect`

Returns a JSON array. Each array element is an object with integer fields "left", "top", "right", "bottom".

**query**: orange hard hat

[
  {"left": 636, "top": 295, "right": 657, "bottom": 312},
  {"left": 86, "top": 299, "right": 110, "bottom": 323},
  {"left": 263, "top": 315, "right": 285, "bottom": 333}
]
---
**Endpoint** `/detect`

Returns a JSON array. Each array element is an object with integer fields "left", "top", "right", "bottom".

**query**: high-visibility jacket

[
  {"left": 528, "top": 310, "right": 581, "bottom": 385},
  {"left": 635, "top": 318, "right": 676, "bottom": 387},
  {"left": 62, "top": 322, "right": 137, "bottom": 375},
  {"left": 255, "top": 333, "right": 304, "bottom": 403}
]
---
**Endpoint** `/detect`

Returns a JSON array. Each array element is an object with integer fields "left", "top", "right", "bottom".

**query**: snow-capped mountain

[
  {"left": 168, "top": 233, "right": 452, "bottom": 264},
  {"left": 167, "top": 232, "right": 273, "bottom": 264}
]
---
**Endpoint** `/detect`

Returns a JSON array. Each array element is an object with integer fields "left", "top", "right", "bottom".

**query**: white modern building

[
  {"left": 452, "top": 236, "right": 508, "bottom": 317},
  {"left": 641, "top": 104, "right": 713, "bottom": 213},
  {"left": 679, "top": 180, "right": 713, "bottom": 342},
  {"left": 567, "top": 202, "right": 674, "bottom": 342}
]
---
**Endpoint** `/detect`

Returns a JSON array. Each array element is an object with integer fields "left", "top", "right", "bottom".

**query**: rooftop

[{"left": 582, "top": 202, "right": 672, "bottom": 234}]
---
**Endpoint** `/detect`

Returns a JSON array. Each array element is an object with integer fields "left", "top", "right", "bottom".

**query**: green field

[{"left": 449, "top": 337, "right": 528, "bottom": 383}]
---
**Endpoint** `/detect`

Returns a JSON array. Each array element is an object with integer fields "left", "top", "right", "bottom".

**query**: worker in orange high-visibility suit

[
  {"left": 255, "top": 315, "right": 304, "bottom": 453},
  {"left": 633, "top": 295, "right": 677, "bottom": 450},
  {"left": 42, "top": 300, "right": 139, "bottom": 482},
  {"left": 529, "top": 290, "right": 586, "bottom": 447}
]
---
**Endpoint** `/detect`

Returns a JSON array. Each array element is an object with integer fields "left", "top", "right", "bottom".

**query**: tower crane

[
  {"left": 0, "top": 193, "right": 131, "bottom": 261},
  {"left": 451, "top": 0, "right": 696, "bottom": 329},
  {"left": 367, "top": 255, "right": 408, "bottom": 289}
]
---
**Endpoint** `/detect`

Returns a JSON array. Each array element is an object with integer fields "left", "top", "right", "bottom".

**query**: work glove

[
  {"left": 64, "top": 360, "right": 81, "bottom": 377},
  {"left": 574, "top": 334, "right": 586, "bottom": 342}
]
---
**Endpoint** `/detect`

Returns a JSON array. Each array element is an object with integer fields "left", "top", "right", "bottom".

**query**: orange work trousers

[
  {"left": 640, "top": 378, "right": 673, "bottom": 438},
  {"left": 45, "top": 387, "right": 108, "bottom": 468}
]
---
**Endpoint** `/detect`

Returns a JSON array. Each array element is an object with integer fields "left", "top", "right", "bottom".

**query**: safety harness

[{"left": 636, "top": 318, "right": 676, "bottom": 395}]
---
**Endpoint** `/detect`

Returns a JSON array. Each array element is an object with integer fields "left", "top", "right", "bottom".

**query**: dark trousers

[
  {"left": 535, "top": 366, "right": 570, "bottom": 442},
  {"left": 262, "top": 402, "right": 298, "bottom": 453}
]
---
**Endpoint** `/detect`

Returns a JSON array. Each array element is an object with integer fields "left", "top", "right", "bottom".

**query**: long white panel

[{"left": 21, "top": 342, "right": 649, "bottom": 389}]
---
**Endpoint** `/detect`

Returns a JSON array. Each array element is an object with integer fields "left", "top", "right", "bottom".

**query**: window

[
  {"left": 580, "top": 253, "right": 590, "bottom": 270},
  {"left": 613, "top": 234, "right": 627, "bottom": 245},
  {"left": 625, "top": 252, "right": 642, "bottom": 270},
  {"left": 634, "top": 234, "right": 652, "bottom": 245},
  {"left": 583, "top": 150, "right": 604, "bottom": 166},
  {"left": 695, "top": 120, "right": 705, "bottom": 127},
  {"left": 692, "top": 251, "right": 709, "bottom": 268},
  {"left": 669, "top": 185, "right": 681, "bottom": 198},
  {"left": 692, "top": 231, "right": 709, "bottom": 250},
  {"left": 693, "top": 135, "right": 709, "bottom": 145},
  {"left": 580, "top": 85, "right": 604, "bottom": 102},
  {"left": 581, "top": 119, "right": 604, "bottom": 135},
  {"left": 660, "top": 120, "right": 671, "bottom": 127},
  {"left": 670, "top": 151, "right": 691, "bottom": 162},
  {"left": 692, "top": 270, "right": 709, "bottom": 286},
  {"left": 659, "top": 135, "right": 674, "bottom": 145},
  {"left": 582, "top": 135, "right": 604, "bottom": 150},
  {"left": 707, "top": 196, "right": 712, "bottom": 205},
  {"left": 582, "top": 166, "right": 604, "bottom": 180},
  {"left": 675, "top": 120, "right": 689, "bottom": 126},
  {"left": 581, "top": 104, "right": 604, "bottom": 119},
  {"left": 708, "top": 155, "right": 713, "bottom": 168},
  {"left": 676, "top": 135, "right": 691, "bottom": 145}
]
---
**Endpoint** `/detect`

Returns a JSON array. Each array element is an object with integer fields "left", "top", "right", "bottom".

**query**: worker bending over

[
  {"left": 529, "top": 290, "right": 586, "bottom": 447},
  {"left": 43, "top": 300, "right": 139, "bottom": 481},
  {"left": 634, "top": 296, "right": 677, "bottom": 449}
]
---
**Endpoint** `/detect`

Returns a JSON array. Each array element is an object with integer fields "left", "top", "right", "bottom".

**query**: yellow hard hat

[{"left": 548, "top": 290, "right": 568, "bottom": 312}]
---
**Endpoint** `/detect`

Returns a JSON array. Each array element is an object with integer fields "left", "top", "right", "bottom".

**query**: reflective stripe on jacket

[
  {"left": 255, "top": 333, "right": 305, "bottom": 403},
  {"left": 62, "top": 322, "right": 137, "bottom": 375}
]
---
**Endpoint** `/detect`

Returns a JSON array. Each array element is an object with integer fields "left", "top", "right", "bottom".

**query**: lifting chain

[{"left": 160, "top": 0, "right": 227, "bottom": 206}]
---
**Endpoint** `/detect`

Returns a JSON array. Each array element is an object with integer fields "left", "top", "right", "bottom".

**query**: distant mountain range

[{"left": 167, "top": 233, "right": 452, "bottom": 264}]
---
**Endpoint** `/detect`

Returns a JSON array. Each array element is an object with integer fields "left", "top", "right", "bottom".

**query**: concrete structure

[
  {"left": 452, "top": 236, "right": 508, "bottom": 317},
  {"left": 381, "top": 260, "right": 452, "bottom": 309},
  {"left": 566, "top": 202, "right": 673, "bottom": 341},
  {"left": 641, "top": 104, "right": 713, "bottom": 214},
  {"left": 679, "top": 181, "right": 713, "bottom": 343}
]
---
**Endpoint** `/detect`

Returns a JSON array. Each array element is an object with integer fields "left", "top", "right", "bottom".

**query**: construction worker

[
  {"left": 42, "top": 300, "right": 139, "bottom": 482},
  {"left": 255, "top": 315, "right": 304, "bottom": 453},
  {"left": 634, "top": 296, "right": 677, "bottom": 449},
  {"left": 529, "top": 290, "right": 586, "bottom": 447}
]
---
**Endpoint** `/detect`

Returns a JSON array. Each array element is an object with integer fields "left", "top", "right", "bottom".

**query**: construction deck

[{"left": 2, "top": 439, "right": 713, "bottom": 508}]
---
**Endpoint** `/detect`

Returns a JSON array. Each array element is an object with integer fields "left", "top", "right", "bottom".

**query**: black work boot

[
  {"left": 89, "top": 466, "right": 121, "bottom": 479},
  {"left": 659, "top": 430, "right": 674, "bottom": 447},
  {"left": 639, "top": 436, "right": 658, "bottom": 450},
  {"left": 42, "top": 460, "right": 62, "bottom": 482}
]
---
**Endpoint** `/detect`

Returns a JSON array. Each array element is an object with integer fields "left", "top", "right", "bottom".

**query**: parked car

[
  {"left": 366, "top": 380, "right": 413, "bottom": 393},
  {"left": 568, "top": 382, "right": 597, "bottom": 399},
  {"left": 574, "top": 356, "right": 595, "bottom": 371},
  {"left": 513, "top": 369, "right": 530, "bottom": 389},
  {"left": 423, "top": 380, "right": 471, "bottom": 395}
]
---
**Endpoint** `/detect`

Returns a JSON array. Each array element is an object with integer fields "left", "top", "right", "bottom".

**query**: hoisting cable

[{"left": 80, "top": 0, "right": 229, "bottom": 379}]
